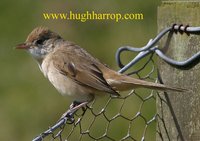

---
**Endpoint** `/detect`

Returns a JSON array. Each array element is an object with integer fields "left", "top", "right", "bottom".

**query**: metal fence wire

[{"left": 32, "top": 24, "right": 200, "bottom": 141}]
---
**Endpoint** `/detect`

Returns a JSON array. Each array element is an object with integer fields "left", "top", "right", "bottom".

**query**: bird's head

[{"left": 16, "top": 27, "right": 61, "bottom": 62}]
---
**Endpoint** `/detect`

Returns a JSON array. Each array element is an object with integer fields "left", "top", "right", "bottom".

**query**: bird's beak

[{"left": 16, "top": 43, "right": 30, "bottom": 49}]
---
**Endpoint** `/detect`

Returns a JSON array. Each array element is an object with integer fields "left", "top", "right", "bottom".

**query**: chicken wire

[
  {"left": 34, "top": 54, "right": 157, "bottom": 141},
  {"left": 32, "top": 24, "right": 200, "bottom": 141}
]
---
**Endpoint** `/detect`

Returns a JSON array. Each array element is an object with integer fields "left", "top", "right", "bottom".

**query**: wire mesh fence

[
  {"left": 32, "top": 24, "right": 200, "bottom": 141},
  {"left": 34, "top": 54, "right": 158, "bottom": 141}
]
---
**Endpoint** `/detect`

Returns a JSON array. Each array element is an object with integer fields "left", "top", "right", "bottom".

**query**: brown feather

[
  {"left": 51, "top": 42, "right": 186, "bottom": 94},
  {"left": 24, "top": 27, "right": 186, "bottom": 96},
  {"left": 52, "top": 44, "right": 119, "bottom": 96}
]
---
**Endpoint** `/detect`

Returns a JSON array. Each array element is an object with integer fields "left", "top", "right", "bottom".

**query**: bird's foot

[
  {"left": 60, "top": 101, "right": 88, "bottom": 120},
  {"left": 70, "top": 101, "right": 82, "bottom": 109}
]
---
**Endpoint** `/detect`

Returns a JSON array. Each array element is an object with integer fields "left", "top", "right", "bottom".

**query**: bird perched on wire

[{"left": 16, "top": 27, "right": 185, "bottom": 109}]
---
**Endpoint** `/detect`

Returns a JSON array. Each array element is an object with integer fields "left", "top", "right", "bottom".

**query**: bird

[{"left": 16, "top": 27, "right": 185, "bottom": 108}]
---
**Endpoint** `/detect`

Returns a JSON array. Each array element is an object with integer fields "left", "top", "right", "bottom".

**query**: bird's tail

[{"left": 105, "top": 72, "right": 186, "bottom": 92}]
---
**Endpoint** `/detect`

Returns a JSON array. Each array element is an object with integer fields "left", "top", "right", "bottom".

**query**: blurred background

[{"left": 0, "top": 0, "right": 160, "bottom": 140}]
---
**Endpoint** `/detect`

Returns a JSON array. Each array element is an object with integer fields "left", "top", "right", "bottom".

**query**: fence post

[{"left": 157, "top": 1, "right": 200, "bottom": 141}]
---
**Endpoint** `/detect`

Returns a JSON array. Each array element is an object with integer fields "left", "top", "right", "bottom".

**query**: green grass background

[{"left": 0, "top": 0, "right": 160, "bottom": 140}]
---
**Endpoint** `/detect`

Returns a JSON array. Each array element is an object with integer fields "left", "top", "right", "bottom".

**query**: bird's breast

[{"left": 40, "top": 57, "right": 94, "bottom": 102}]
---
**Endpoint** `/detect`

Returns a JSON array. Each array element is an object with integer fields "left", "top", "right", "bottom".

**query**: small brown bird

[{"left": 16, "top": 27, "right": 184, "bottom": 105}]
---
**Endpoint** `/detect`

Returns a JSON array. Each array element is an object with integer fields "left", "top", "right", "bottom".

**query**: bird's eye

[{"left": 36, "top": 39, "right": 45, "bottom": 45}]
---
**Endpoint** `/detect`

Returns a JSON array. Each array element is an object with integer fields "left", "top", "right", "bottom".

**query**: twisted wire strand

[{"left": 116, "top": 24, "right": 200, "bottom": 73}]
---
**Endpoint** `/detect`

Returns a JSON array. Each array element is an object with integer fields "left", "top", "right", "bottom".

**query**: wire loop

[{"left": 116, "top": 24, "right": 200, "bottom": 73}]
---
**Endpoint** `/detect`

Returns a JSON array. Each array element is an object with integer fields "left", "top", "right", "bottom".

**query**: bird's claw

[{"left": 60, "top": 101, "right": 88, "bottom": 120}]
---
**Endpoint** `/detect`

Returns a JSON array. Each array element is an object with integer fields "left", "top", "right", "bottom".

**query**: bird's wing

[{"left": 52, "top": 44, "right": 119, "bottom": 96}]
